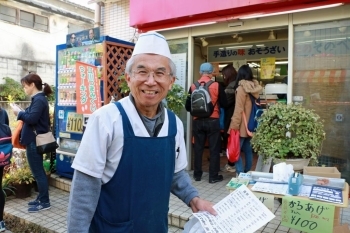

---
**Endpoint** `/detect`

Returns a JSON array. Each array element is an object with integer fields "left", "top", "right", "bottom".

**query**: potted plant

[
  {"left": 4, "top": 149, "right": 35, "bottom": 198},
  {"left": 2, "top": 177, "right": 15, "bottom": 198},
  {"left": 251, "top": 103, "right": 326, "bottom": 170}
]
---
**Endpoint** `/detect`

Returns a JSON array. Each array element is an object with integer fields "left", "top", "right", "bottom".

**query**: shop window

[
  {"left": 293, "top": 19, "right": 350, "bottom": 181},
  {"left": 34, "top": 15, "right": 48, "bottom": 31},
  {"left": 0, "top": 5, "right": 16, "bottom": 24},
  {"left": 20, "top": 10, "right": 34, "bottom": 28},
  {"left": 19, "top": 10, "right": 48, "bottom": 31}
]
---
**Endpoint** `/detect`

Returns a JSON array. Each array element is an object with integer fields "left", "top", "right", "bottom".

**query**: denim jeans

[
  {"left": 192, "top": 118, "right": 221, "bottom": 179},
  {"left": 235, "top": 137, "right": 253, "bottom": 175},
  {"left": 26, "top": 142, "right": 50, "bottom": 203}
]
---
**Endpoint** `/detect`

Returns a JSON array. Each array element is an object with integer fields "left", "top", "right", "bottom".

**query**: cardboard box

[
  {"left": 333, "top": 224, "right": 350, "bottom": 233},
  {"left": 303, "top": 166, "right": 341, "bottom": 178}
]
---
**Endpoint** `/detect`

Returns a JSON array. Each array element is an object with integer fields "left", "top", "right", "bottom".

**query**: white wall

[
  {"left": 102, "top": 0, "right": 137, "bottom": 42},
  {"left": 0, "top": 1, "right": 93, "bottom": 85}
]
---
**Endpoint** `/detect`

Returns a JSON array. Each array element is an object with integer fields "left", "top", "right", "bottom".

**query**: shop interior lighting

[
  {"left": 239, "top": 3, "right": 343, "bottom": 19},
  {"left": 275, "top": 61, "right": 288, "bottom": 64},
  {"left": 304, "top": 30, "right": 312, "bottom": 37},
  {"left": 268, "top": 30, "right": 276, "bottom": 40},
  {"left": 200, "top": 38, "right": 209, "bottom": 47},
  {"left": 339, "top": 26, "right": 347, "bottom": 32}
]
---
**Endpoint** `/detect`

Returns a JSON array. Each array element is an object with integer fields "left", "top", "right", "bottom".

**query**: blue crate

[{"left": 56, "top": 154, "right": 74, "bottom": 179}]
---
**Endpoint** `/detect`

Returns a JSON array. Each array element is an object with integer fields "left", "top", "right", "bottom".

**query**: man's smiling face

[{"left": 126, "top": 54, "right": 175, "bottom": 117}]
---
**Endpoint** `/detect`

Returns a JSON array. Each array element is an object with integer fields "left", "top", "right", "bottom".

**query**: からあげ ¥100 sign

[
  {"left": 281, "top": 196, "right": 335, "bottom": 233},
  {"left": 76, "top": 61, "right": 102, "bottom": 114}
]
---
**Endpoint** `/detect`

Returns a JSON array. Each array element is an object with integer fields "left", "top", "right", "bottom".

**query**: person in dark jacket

[
  {"left": 221, "top": 64, "right": 238, "bottom": 173},
  {"left": 12, "top": 73, "right": 53, "bottom": 213},
  {"left": 0, "top": 108, "right": 9, "bottom": 231},
  {"left": 185, "top": 63, "right": 228, "bottom": 183}
]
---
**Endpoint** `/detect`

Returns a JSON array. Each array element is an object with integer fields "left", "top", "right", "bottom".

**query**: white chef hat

[{"left": 132, "top": 31, "right": 172, "bottom": 60}]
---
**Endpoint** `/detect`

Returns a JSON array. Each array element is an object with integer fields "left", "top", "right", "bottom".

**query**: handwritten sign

[
  {"left": 76, "top": 61, "right": 101, "bottom": 114},
  {"left": 260, "top": 57, "right": 275, "bottom": 80},
  {"left": 66, "top": 112, "right": 84, "bottom": 134},
  {"left": 254, "top": 192, "right": 274, "bottom": 212},
  {"left": 281, "top": 196, "right": 334, "bottom": 233}
]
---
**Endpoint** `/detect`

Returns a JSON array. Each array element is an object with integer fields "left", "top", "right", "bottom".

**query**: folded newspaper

[{"left": 183, "top": 185, "right": 275, "bottom": 233}]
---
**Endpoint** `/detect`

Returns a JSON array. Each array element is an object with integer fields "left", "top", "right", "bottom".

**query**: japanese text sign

[
  {"left": 208, "top": 40, "right": 287, "bottom": 62},
  {"left": 254, "top": 192, "right": 274, "bottom": 212},
  {"left": 281, "top": 196, "right": 334, "bottom": 233},
  {"left": 76, "top": 61, "right": 101, "bottom": 114}
]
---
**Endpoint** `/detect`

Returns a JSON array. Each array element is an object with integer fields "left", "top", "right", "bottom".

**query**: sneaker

[
  {"left": 0, "top": 221, "right": 5, "bottom": 232},
  {"left": 209, "top": 175, "right": 223, "bottom": 184},
  {"left": 28, "top": 202, "right": 51, "bottom": 213},
  {"left": 225, "top": 164, "right": 236, "bottom": 173},
  {"left": 28, "top": 199, "right": 39, "bottom": 207}
]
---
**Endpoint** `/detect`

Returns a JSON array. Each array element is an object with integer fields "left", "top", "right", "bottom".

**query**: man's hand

[{"left": 189, "top": 197, "right": 217, "bottom": 215}]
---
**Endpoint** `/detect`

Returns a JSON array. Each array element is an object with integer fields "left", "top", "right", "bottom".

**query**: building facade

[
  {"left": 99, "top": 0, "right": 350, "bottom": 180},
  {"left": 0, "top": 0, "right": 94, "bottom": 85}
]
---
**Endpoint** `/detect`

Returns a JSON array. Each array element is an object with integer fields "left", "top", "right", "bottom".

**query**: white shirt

[{"left": 72, "top": 97, "right": 188, "bottom": 184}]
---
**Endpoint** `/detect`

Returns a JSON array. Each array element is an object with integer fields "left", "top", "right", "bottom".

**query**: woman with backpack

[
  {"left": 0, "top": 107, "right": 10, "bottom": 231},
  {"left": 221, "top": 64, "right": 237, "bottom": 173},
  {"left": 228, "top": 64, "right": 262, "bottom": 175}
]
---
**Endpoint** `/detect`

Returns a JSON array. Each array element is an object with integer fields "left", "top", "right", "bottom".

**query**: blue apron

[{"left": 89, "top": 102, "right": 176, "bottom": 233}]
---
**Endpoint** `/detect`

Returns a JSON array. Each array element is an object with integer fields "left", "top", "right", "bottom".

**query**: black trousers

[{"left": 192, "top": 118, "right": 221, "bottom": 179}]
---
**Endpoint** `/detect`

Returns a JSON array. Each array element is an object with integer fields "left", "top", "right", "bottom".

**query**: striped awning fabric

[{"left": 293, "top": 70, "right": 348, "bottom": 83}]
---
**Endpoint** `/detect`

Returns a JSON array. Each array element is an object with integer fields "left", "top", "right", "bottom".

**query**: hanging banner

[
  {"left": 76, "top": 61, "right": 101, "bottom": 114},
  {"left": 260, "top": 57, "right": 276, "bottom": 80},
  {"left": 281, "top": 196, "right": 334, "bottom": 233}
]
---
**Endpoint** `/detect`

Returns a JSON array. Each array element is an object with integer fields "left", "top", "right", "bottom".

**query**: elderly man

[{"left": 67, "top": 31, "right": 216, "bottom": 233}]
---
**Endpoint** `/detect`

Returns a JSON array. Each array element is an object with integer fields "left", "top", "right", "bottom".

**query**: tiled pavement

[{"left": 4, "top": 171, "right": 350, "bottom": 233}]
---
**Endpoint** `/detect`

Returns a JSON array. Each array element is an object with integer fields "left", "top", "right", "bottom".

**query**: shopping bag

[
  {"left": 226, "top": 129, "right": 240, "bottom": 163},
  {"left": 11, "top": 120, "right": 26, "bottom": 149}
]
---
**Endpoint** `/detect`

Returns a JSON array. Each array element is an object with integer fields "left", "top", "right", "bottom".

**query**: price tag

[
  {"left": 281, "top": 196, "right": 334, "bottom": 233},
  {"left": 66, "top": 112, "right": 84, "bottom": 134}
]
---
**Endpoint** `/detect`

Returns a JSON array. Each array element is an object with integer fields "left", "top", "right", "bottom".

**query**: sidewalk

[{"left": 4, "top": 171, "right": 350, "bottom": 233}]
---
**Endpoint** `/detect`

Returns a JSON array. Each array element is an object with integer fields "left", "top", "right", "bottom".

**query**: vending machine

[{"left": 55, "top": 34, "right": 134, "bottom": 178}]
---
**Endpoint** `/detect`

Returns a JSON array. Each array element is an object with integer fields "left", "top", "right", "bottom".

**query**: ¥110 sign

[{"left": 207, "top": 40, "right": 288, "bottom": 62}]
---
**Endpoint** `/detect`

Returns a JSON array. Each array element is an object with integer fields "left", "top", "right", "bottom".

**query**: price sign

[
  {"left": 66, "top": 112, "right": 84, "bottom": 134},
  {"left": 281, "top": 196, "right": 334, "bottom": 233}
]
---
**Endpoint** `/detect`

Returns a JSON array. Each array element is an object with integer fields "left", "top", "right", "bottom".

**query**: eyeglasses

[
  {"left": 71, "top": 37, "right": 76, "bottom": 39},
  {"left": 132, "top": 69, "right": 172, "bottom": 82}
]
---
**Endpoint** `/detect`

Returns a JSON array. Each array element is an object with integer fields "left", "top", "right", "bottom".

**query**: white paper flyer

[{"left": 190, "top": 185, "right": 275, "bottom": 233}]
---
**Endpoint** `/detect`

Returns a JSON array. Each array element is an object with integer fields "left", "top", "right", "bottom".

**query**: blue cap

[{"left": 200, "top": 63, "right": 213, "bottom": 73}]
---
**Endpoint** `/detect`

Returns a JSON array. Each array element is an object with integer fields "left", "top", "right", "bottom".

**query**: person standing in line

[
  {"left": 0, "top": 108, "right": 10, "bottom": 231},
  {"left": 221, "top": 64, "right": 238, "bottom": 173},
  {"left": 185, "top": 63, "right": 228, "bottom": 183},
  {"left": 67, "top": 31, "right": 217, "bottom": 233},
  {"left": 228, "top": 64, "right": 262, "bottom": 175},
  {"left": 12, "top": 74, "right": 53, "bottom": 213}
]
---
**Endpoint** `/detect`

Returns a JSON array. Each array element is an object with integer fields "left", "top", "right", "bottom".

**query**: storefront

[{"left": 128, "top": 1, "right": 350, "bottom": 180}]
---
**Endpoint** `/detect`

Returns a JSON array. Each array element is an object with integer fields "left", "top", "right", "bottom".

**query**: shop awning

[
  {"left": 130, "top": 0, "right": 350, "bottom": 32},
  {"left": 293, "top": 70, "right": 348, "bottom": 83}
]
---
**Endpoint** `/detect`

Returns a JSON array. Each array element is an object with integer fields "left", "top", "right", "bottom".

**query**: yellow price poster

[
  {"left": 281, "top": 196, "right": 334, "bottom": 233},
  {"left": 66, "top": 112, "right": 84, "bottom": 134},
  {"left": 260, "top": 57, "right": 275, "bottom": 79}
]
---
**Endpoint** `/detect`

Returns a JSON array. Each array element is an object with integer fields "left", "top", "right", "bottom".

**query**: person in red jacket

[{"left": 186, "top": 63, "right": 228, "bottom": 183}]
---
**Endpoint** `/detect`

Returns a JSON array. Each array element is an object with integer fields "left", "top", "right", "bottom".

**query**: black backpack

[{"left": 190, "top": 80, "right": 215, "bottom": 118}]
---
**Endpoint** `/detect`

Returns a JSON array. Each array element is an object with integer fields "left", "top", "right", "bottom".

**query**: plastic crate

[{"left": 55, "top": 154, "right": 74, "bottom": 179}]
